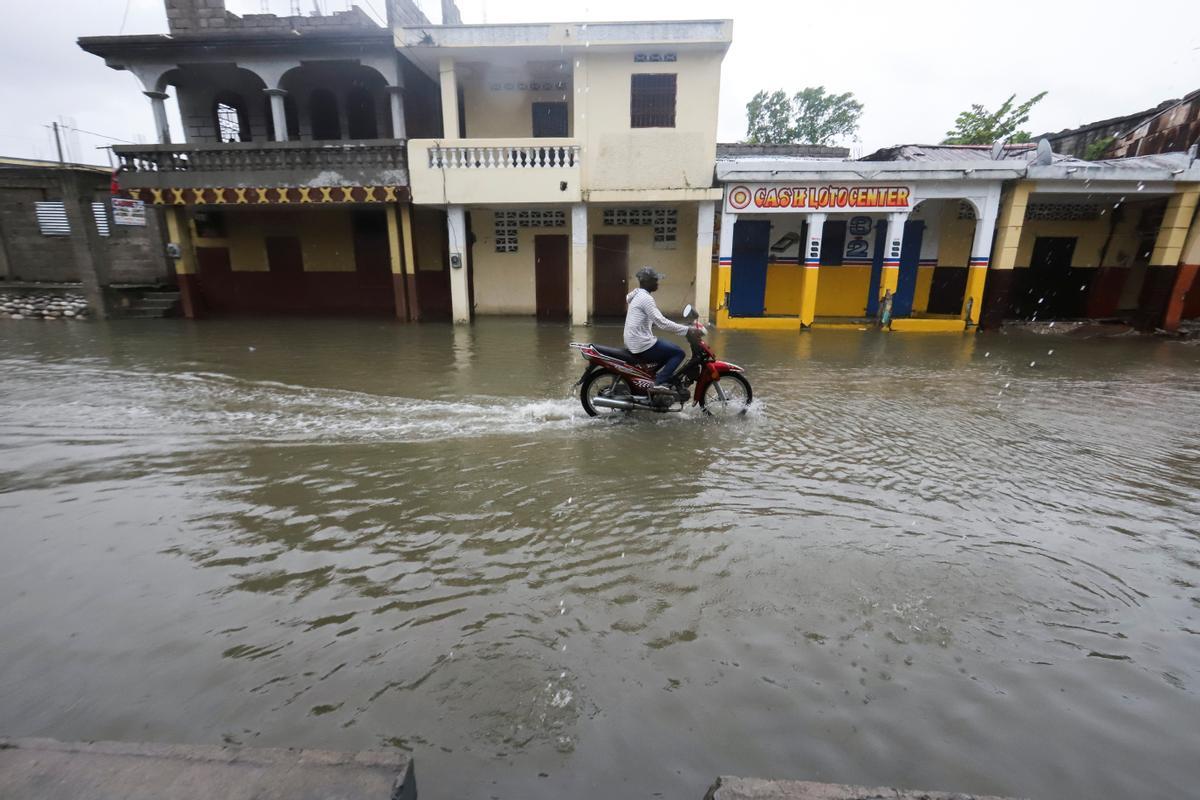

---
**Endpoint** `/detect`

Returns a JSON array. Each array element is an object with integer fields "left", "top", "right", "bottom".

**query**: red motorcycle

[{"left": 570, "top": 304, "right": 753, "bottom": 416}]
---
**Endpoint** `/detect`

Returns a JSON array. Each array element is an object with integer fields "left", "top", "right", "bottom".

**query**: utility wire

[{"left": 119, "top": 0, "right": 132, "bottom": 34}]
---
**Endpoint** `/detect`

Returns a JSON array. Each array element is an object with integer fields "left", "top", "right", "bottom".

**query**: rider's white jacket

[{"left": 624, "top": 288, "right": 688, "bottom": 354}]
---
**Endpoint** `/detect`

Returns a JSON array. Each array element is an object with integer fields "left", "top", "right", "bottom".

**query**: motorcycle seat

[{"left": 592, "top": 344, "right": 638, "bottom": 362}]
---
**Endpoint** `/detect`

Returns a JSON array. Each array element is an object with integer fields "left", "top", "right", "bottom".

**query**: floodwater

[{"left": 2, "top": 318, "right": 1199, "bottom": 800}]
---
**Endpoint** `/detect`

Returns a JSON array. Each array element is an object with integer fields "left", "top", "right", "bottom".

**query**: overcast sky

[{"left": 2, "top": 0, "right": 1197, "bottom": 165}]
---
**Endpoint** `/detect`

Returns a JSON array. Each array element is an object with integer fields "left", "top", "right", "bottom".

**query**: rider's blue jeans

[{"left": 636, "top": 338, "right": 685, "bottom": 385}]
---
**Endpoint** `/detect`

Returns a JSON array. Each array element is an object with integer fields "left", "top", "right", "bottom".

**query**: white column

[
  {"left": 447, "top": 206, "right": 470, "bottom": 324},
  {"left": 387, "top": 86, "right": 407, "bottom": 140},
  {"left": 439, "top": 57, "right": 460, "bottom": 140},
  {"left": 144, "top": 91, "right": 171, "bottom": 144},
  {"left": 693, "top": 201, "right": 715, "bottom": 321},
  {"left": 716, "top": 208, "right": 737, "bottom": 315},
  {"left": 263, "top": 88, "right": 288, "bottom": 142},
  {"left": 570, "top": 203, "right": 588, "bottom": 326},
  {"left": 804, "top": 212, "right": 827, "bottom": 267}
]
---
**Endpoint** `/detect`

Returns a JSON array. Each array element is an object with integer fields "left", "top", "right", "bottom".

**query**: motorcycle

[{"left": 570, "top": 304, "right": 753, "bottom": 417}]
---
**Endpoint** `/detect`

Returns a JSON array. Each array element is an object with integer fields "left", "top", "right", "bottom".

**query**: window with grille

[
  {"left": 215, "top": 100, "right": 246, "bottom": 143},
  {"left": 92, "top": 202, "right": 111, "bottom": 237},
  {"left": 1024, "top": 203, "right": 1101, "bottom": 221},
  {"left": 630, "top": 74, "right": 676, "bottom": 128},
  {"left": 602, "top": 207, "right": 678, "bottom": 249},
  {"left": 493, "top": 210, "right": 565, "bottom": 253},
  {"left": 35, "top": 201, "right": 70, "bottom": 236}
]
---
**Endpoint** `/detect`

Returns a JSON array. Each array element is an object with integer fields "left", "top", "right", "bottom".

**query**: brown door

[
  {"left": 593, "top": 234, "right": 629, "bottom": 318},
  {"left": 535, "top": 235, "right": 569, "bottom": 320},
  {"left": 265, "top": 235, "right": 304, "bottom": 312}
]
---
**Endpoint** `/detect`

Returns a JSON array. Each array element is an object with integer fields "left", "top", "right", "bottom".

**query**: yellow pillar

[
  {"left": 714, "top": 208, "right": 735, "bottom": 327},
  {"left": 1150, "top": 189, "right": 1199, "bottom": 267},
  {"left": 978, "top": 181, "right": 1032, "bottom": 328},
  {"left": 400, "top": 203, "right": 420, "bottom": 321},
  {"left": 164, "top": 206, "right": 200, "bottom": 319},
  {"left": 385, "top": 204, "right": 410, "bottom": 321}
]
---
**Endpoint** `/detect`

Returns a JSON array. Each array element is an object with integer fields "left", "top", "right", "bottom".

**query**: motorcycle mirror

[{"left": 682, "top": 304, "right": 695, "bottom": 319}]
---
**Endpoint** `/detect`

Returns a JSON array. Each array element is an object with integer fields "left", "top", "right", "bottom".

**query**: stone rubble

[{"left": 0, "top": 292, "right": 90, "bottom": 321}]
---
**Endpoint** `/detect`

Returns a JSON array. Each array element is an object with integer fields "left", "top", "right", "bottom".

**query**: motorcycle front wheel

[
  {"left": 699, "top": 373, "right": 753, "bottom": 417},
  {"left": 580, "top": 369, "right": 633, "bottom": 417}
]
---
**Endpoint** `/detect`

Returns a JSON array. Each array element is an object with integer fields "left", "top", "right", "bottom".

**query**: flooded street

[{"left": 2, "top": 318, "right": 1199, "bottom": 800}]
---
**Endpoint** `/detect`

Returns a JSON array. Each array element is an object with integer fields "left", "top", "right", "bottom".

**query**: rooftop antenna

[
  {"left": 290, "top": 0, "right": 301, "bottom": 15},
  {"left": 261, "top": 0, "right": 270, "bottom": 11},
  {"left": 1034, "top": 138, "right": 1053, "bottom": 166}
]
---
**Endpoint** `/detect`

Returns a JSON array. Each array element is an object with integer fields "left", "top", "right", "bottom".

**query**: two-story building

[
  {"left": 400, "top": 18, "right": 731, "bottom": 324},
  {"left": 79, "top": 1, "right": 732, "bottom": 326},
  {"left": 80, "top": 0, "right": 448, "bottom": 320}
]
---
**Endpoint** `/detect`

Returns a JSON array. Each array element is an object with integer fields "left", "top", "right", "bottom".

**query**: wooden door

[
  {"left": 535, "top": 235, "right": 569, "bottom": 320},
  {"left": 592, "top": 234, "right": 629, "bottom": 318}
]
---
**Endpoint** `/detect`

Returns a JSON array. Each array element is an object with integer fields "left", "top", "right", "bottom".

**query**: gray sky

[{"left": 3, "top": 0, "right": 1197, "bottom": 165}]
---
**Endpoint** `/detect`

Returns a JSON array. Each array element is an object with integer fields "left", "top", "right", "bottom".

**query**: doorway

[
  {"left": 1025, "top": 236, "right": 1077, "bottom": 318},
  {"left": 728, "top": 220, "right": 771, "bottom": 316},
  {"left": 892, "top": 221, "right": 925, "bottom": 317},
  {"left": 592, "top": 234, "right": 629, "bottom": 318},
  {"left": 532, "top": 102, "right": 569, "bottom": 138},
  {"left": 535, "top": 235, "right": 570, "bottom": 320}
]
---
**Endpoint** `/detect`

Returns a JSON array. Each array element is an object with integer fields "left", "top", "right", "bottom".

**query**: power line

[
  {"left": 50, "top": 124, "right": 136, "bottom": 145},
  {"left": 119, "top": 0, "right": 133, "bottom": 34}
]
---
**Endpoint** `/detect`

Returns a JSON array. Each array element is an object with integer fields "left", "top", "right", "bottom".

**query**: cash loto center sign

[{"left": 725, "top": 183, "right": 913, "bottom": 214}]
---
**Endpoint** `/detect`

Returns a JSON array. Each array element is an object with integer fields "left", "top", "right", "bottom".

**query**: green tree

[
  {"left": 745, "top": 90, "right": 794, "bottom": 144},
  {"left": 745, "top": 86, "right": 863, "bottom": 146},
  {"left": 942, "top": 92, "right": 1048, "bottom": 145}
]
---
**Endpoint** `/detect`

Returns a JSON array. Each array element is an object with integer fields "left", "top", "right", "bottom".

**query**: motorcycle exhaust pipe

[{"left": 592, "top": 396, "right": 638, "bottom": 411}]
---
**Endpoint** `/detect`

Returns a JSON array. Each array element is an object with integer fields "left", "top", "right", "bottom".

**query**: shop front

[{"left": 713, "top": 159, "right": 1018, "bottom": 332}]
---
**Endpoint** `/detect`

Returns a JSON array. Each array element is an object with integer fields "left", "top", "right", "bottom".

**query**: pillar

[
  {"left": 714, "top": 208, "right": 736, "bottom": 326},
  {"left": 962, "top": 196, "right": 1000, "bottom": 326},
  {"left": 693, "top": 201, "right": 715, "bottom": 321},
  {"left": 439, "top": 57, "right": 460, "bottom": 140},
  {"left": 447, "top": 205, "right": 470, "bottom": 323},
  {"left": 980, "top": 181, "right": 1032, "bottom": 328},
  {"left": 1136, "top": 188, "right": 1199, "bottom": 331},
  {"left": 60, "top": 173, "right": 113, "bottom": 319},
  {"left": 570, "top": 203, "right": 588, "bottom": 326},
  {"left": 881, "top": 212, "right": 908, "bottom": 302},
  {"left": 144, "top": 91, "right": 171, "bottom": 145},
  {"left": 1162, "top": 214, "right": 1200, "bottom": 332},
  {"left": 386, "top": 204, "right": 410, "bottom": 321},
  {"left": 164, "top": 205, "right": 199, "bottom": 319},
  {"left": 400, "top": 204, "right": 420, "bottom": 321},
  {"left": 800, "top": 212, "right": 825, "bottom": 327},
  {"left": 263, "top": 88, "right": 288, "bottom": 142},
  {"left": 387, "top": 85, "right": 407, "bottom": 140}
]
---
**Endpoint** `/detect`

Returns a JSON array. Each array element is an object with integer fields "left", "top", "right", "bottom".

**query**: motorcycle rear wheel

[
  {"left": 699, "top": 373, "right": 753, "bottom": 417},
  {"left": 580, "top": 370, "right": 633, "bottom": 417}
]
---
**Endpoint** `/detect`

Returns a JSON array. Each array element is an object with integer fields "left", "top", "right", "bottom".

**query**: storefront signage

[
  {"left": 112, "top": 198, "right": 146, "bottom": 226},
  {"left": 726, "top": 184, "right": 913, "bottom": 213}
]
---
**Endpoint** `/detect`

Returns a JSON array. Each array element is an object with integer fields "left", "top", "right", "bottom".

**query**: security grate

[
  {"left": 630, "top": 73, "right": 676, "bottom": 128},
  {"left": 35, "top": 201, "right": 70, "bottom": 236},
  {"left": 92, "top": 202, "right": 111, "bottom": 237},
  {"left": 1025, "top": 203, "right": 1101, "bottom": 221},
  {"left": 494, "top": 210, "right": 566, "bottom": 253},
  {"left": 957, "top": 201, "right": 977, "bottom": 220}
]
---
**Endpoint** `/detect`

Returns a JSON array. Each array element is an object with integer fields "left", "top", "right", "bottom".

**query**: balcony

[
  {"left": 408, "top": 138, "right": 582, "bottom": 206},
  {"left": 112, "top": 141, "right": 409, "bottom": 202}
]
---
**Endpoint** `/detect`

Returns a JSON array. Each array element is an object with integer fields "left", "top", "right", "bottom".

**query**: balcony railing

[
  {"left": 428, "top": 143, "right": 581, "bottom": 170},
  {"left": 111, "top": 140, "right": 408, "bottom": 191},
  {"left": 408, "top": 138, "right": 582, "bottom": 205}
]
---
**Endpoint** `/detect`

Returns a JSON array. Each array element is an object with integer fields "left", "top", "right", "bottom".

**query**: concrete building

[
  {"left": 713, "top": 144, "right": 1200, "bottom": 332},
  {"left": 400, "top": 18, "right": 731, "bottom": 324},
  {"left": 0, "top": 157, "right": 172, "bottom": 315},
  {"left": 79, "top": 0, "right": 446, "bottom": 320}
]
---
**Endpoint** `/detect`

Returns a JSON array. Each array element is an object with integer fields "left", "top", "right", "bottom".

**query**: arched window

[
  {"left": 346, "top": 87, "right": 378, "bottom": 140},
  {"left": 310, "top": 89, "right": 341, "bottom": 140},
  {"left": 213, "top": 95, "right": 249, "bottom": 143}
]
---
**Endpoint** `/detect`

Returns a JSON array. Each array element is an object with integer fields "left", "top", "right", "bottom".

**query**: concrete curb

[
  {"left": 0, "top": 737, "right": 415, "bottom": 800},
  {"left": 704, "top": 775, "right": 1022, "bottom": 800}
]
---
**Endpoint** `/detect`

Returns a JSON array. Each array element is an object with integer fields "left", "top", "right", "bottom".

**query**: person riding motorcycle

[{"left": 624, "top": 267, "right": 689, "bottom": 398}]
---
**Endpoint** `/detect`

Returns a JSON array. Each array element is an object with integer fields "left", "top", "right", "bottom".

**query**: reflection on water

[{"left": 1, "top": 319, "right": 1199, "bottom": 800}]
